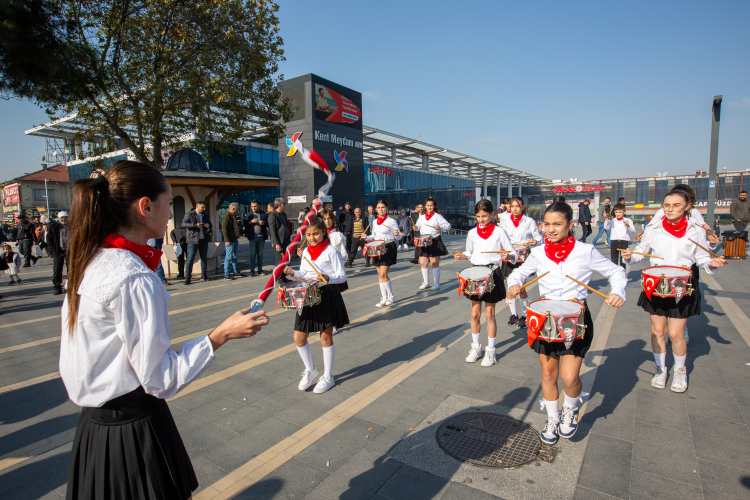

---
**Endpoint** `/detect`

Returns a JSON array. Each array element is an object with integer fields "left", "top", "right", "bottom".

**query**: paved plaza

[{"left": 1, "top": 235, "right": 749, "bottom": 499}]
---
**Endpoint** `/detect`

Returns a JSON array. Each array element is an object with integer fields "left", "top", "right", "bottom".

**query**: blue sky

[{"left": 1, "top": 0, "right": 748, "bottom": 181}]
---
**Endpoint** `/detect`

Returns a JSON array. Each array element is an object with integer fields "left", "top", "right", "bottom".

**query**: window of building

[{"left": 33, "top": 189, "right": 54, "bottom": 202}]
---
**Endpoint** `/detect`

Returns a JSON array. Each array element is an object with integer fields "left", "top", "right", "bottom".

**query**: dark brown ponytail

[{"left": 66, "top": 161, "right": 170, "bottom": 335}]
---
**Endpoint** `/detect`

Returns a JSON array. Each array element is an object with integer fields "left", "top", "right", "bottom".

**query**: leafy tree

[{"left": 0, "top": 0, "right": 291, "bottom": 168}]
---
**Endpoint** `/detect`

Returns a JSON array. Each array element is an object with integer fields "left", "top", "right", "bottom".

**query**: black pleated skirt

[
  {"left": 66, "top": 387, "right": 197, "bottom": 500},
  {"left": 415, "top": 235, "right": 448, "bottom": 257},
  {"left": 463, "top": 267, "right": 507, "bottom": 304},
  {"left": 373, "top": 241, "right": 398, "bottom": 267},
  {"left": 294, "top": 284, "right": 350, "bottom": 333},
  {"left": 637, "top": 266, "right": 701, "bottom": 319},
  {"left": 331, "top": 281, "right": 349, "bottom": 293},
  {"left": 531, "top": 301, "right": 594, "bottom": 358},
  {"left": 501, "top": 260, "right": 523, "bottom": 279}
]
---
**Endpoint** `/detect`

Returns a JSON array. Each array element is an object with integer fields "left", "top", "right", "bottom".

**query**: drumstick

[
  {"left": 688, "top": 238, "right": 720, "bottom": 259},
  {"left": 617, "top": 248, "right": 662, "bottom": 259},
  {"left": 304, "top": 257, "right": 328, "bottom": 284},
  {"left": 518, "top": 271, "right": 549, "bottom": 291},
  {"left": 299, "top": 238, "right": 308, "bottom": 251},
  {"left": 362, "top": 224, "right": 370, "bottom": 235},
  {"left": 481, "top": 250, "right": 510, "bottom": 254},
  {"left": 565, "top": 275, "right": 610, "bottom": 300}
]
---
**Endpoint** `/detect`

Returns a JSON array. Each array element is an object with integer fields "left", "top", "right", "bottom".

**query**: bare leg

[
  {"left": 539, "top": 354, "right": 561, "bottom": 402},
  {"left": 559, "top": 354, "right": 584, "bottom": 398},
  {"left": 650, "top": 315, "right": 668, "bottom": 353},
  {"left": 484, "top": 303, "right": 497, "bottom": 339},
  {"left": 470, "top": 301, "right": 482, "bottom": 334}
]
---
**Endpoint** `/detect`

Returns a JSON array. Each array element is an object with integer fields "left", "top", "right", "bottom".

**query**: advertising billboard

[
  {"left": 3, "top": 183, "right": 20, "bottom": 205},
  {"left": 313, "top": 82, "right": 362, "bottom": 130},
  {"left": 282, "top": 83, "right": 306, "bottom": 122}
]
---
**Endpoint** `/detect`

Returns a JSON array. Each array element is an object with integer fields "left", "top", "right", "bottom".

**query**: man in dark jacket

[
  {"left": 46, "top": 211, "right": 69, "bottom": 294},
  {"left": 346, "top": 207, "right": 369, "bottom": 267},
  {"left": 243, "top": 199, "right": 268, "bottom": 276},
  {"left": 15, "top": 214, "right": 38, "bottom": 267},
  {"left": 578, "top": 199, "right": 592, "bottom": 242},
  {"left": 268, "top": 198, "right": 291, "bottom": 281},
  {"left": 170, "top": 226, "right": 188, "bottom": 280},
  {"left": 182, "top": 202, "right": 213, "bottom": 284},
  {"left": 730, "top": 190, "right": 750, "bottom": 232},
  {"left": 338, "top": 202, "right": 355, "bottom": 254},
  {"left": 220, "top": 202, "right": 243, "bottom": 280}
]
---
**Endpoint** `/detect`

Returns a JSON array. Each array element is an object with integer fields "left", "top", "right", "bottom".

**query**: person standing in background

[
  {"left": 398, "top": 209, "right": 412, "bottom": 250},
  {"left": 591, "top": 197, "right": 612, "bottom": 248},
  {"left": 347, "top": 207, "right": 368, "bottom": 268},
  {"left": 730, "top": 190, "right": 749, "bottom": 231},
  {"left": 577, "top": 199, "right": 592, "bottom": 242},
  {"left": 47, "top": 211, "right": 70, "bottom": 294},
  {"left": 268, "top": 198, "right": 291, "bottom": 281},
  {"left": 170, "top": 225, "right": 187, "bottom": 280},
  {"left": 182, "top": 201, "right": 212, "bottom": 285},
  {"left": 409, "top": 203, "right": 423, "bottom": 264},
  {"left": 221, "top": 202, "right": 243, "bottom": 280},
  {"left": 16, "top": 214, "right": 38, "bottom": 267},
  {"left": 244, "top": 199, "right": 268, "bottom": 276},
  {"left": 338, "top": 202, "right": 354, "bottom": 256}
]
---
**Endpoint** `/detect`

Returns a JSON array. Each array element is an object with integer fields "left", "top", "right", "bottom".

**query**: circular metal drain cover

[{"left": 436, "top": 412, "right": 541, "bottom": 469}]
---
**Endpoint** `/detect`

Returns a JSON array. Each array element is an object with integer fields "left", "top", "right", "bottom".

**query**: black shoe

[
  {"left": 257, "top": 270, "right": 265, "bottom": 275},
  {"left": 508, "top": 314, "right": 519, "bottom": 326},
  {"left": 251, "top": 271, "right": 257, "bottom": 277},
  {"left": 162, "top": 279, "right": 170, "bottom": 286},
  {"left": 202, "top": 273, "right": 209, "bottom": 281},
  {"left": 22, "top": 264, "right": 31, "bottom": 268},
  {"left": 53, "top": 287, "right": 64, "bottom": 295},
  {"left": 224, "top": 274, "right": 234, "bottom": 280},
  {"left": 518, "top": 315, "right": 527, "bottom": 328},
  {"left": 236, "top": 272, "right": 247, "bottom": 278},
  {"left": 365, "top": 261, "right": 371, "bottom": 268},
  {"left": 344, "top": 262, "right": 352, "bottom": 268},
  {"left": 184, "top": 275, "right": 191, "bottom": 285},
  {"left": 32, "top": 257, "right": 38, "bottom": 265},
  {"left": 409, "top": 259, "right": 419, "bottom": 264},
  {"left": 6, "top": 281, "right": 13, "bottom": 286},
  {"left": 176, "top": 274, "right": 185, "bottom": 279}
]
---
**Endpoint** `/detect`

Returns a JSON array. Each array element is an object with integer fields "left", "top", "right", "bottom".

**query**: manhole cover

[{"left": 436, "top": 412, "right": 542, "bottom": 469}]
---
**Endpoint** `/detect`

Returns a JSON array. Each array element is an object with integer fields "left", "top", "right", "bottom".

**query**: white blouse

[
  {"left": 366, "top": 216, "right": 402, "bottom": 242},
  {"left": 415, "top": 213, "right": 451, "bottom": 237},
  {"left": 604, "top": 217, "right": 636, "bottom": 241},
  {"left": 60, "top": 248, "right": 215, "bottom": 407},
  {"left": 507, "top": 242, "right": 628, "bottom": 301},
  {"left": 327, "top": 229, "right": 348, "bottom": 260},
  {"left": 625, "top": 218, "right": 715, "bottom": 273},
  {"left": 293, "top": 244, "right": 347, "bottom": 284},
  {"left": 499, "top": 214, "right": 543, "bottom": 246},
  {"left": 461, "top": 225, "right": 517, "bottom": 266}
]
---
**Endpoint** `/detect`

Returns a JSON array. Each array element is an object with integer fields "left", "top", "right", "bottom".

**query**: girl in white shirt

[
  {"left": 304, "top": 209, "right": 348, "bottom": 287},
  {"left": 414, "top": 196, "right": 452, "bottom": 290},
  {"left": 603, "top": 203, "right": 635, "bottom": 269},
  {"left": 365, "top": 199, "right": 401, "bottom": 307},
  {"left": 507, "top": 201, "right": 626, "bottom": 446},
  {"left": 454, "top": 200, "right": 517, "bottom": 367},
  {"left": 499, "top": 197, "right": 543, "bottom": 328},
  {"left": 622, "top": 191, "right": 725, "bottom": 394},
  {"left": 284, "top": 218, "right": 349, "bottom": 394},
  {"left": 60, "top": 160, "right": 268, "bottom": 500}
]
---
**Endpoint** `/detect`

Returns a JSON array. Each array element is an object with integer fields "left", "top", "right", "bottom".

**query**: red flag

[
  {"left": 642, "top": 274, "right": 659, "bottom": 299},
  {"left": 526, "top": 312, "right": 543, "bottom": 347},
  {"left": 457, "top": 274, "right": 466, "bottom": 297}
]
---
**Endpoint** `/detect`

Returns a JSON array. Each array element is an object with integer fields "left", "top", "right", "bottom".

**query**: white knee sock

[
  {"left": 322, "top": 345, "right": 335, "bottom": 379},
  {"left": 654, "top": 352, "right": 666, "bottom": 369},
  {"left": 541, "top": 398, "right": 559, "bottom": 419},
  {"left": 563, "top": 392, "right": 579, "bottom": 410},
  {"left": 507, "top": 298, "right": 517, "bottom": 316},
  {"left": 432, "top": 267, "right": 441, "bottom": 285},
  {"left": 487, "top": 336, "right": 496, "bottom": 349},
  {"left": 471, "top": 333, "right": 481, "bottom": 344},
  {"left": 421, "top": 267, "right": 429, "bottom": 283},
  {"left": 379, "top": 282, "right": 387, "bottom": 297},
  {"left": 521, "top": 298, "right": 531, "bottom": 316},
  {"left": 297, "top": 343, "right": 314, "bottom": 371},
  {"left": 384, "top": 280, "right": 393, "bottom": 295},
  {"left": 673, "top": 353, "right": 687, "bottom": 370}
]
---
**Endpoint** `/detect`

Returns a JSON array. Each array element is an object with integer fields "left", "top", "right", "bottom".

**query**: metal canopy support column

[
  {"left": 507, "top": 175, "right": 513, "bottom": 198},
  {"left": 706, "top": 95, "right": 722, "bottom": 225},
  {"left": 422, "top": 154, "right": 429, "bottom": 171},
  {"left": 448, "top": 160, "right": 453, "bottom": 176},
  {"left": 518, "top": 176, "right": 522, "bottom": 197},
  {"left": 482, "top": 169, "right": 488, "bottom": 200},
  {"left": 391, "top": 147, "right": 397, "bottom": 169},
  {"left": 467, "top": 165, "right": 472, "bottom": 180},
  {"left": 497, "top": 172, "right": 503, "bottom": 207}
]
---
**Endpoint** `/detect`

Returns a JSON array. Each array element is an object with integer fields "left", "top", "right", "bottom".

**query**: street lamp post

[
  {"left": 44, "top": 178, "right": 50, "bottom": 215},
  {"left": 706, "top": 95, "right": 722, "bottom": 226}
]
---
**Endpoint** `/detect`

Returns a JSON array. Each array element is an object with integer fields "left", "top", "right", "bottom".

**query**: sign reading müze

[
  {"left": 369, "top": 165, "right": 393, "bottom": 176},
  {"left": 3, "top": 183, "right": 20, "bottom": 204},
  {"left": 552, "top": 185, "right": 604, "bottom": 193}
]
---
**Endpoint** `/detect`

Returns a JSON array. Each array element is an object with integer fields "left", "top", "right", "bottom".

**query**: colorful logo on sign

[
  {"left": 552, "top": 185, "right": 604, "bottom": 193},
  {"left": 334, "top": 150, "right": 348, "bottom": 172},
  {"left": 286, "top": 132, "right": 303, "bottom": 156}
]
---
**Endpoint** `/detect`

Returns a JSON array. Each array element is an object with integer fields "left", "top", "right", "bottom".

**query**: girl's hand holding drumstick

[{"left": 453, "top": 251, "right": 467, "bottom": 261}]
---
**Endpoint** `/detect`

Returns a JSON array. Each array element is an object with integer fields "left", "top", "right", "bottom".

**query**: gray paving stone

[
  {"left": 365, "top": 408, "right": 430, "bottom": 456},
  {"left": 181, "top": 422, "right": 238, "bottom": 457},
  {"left": 631, "top": 422, "right": 700, "bottom": 486},
  {"left": 628, "top": 469, "right": 704, "bottom": 500},
  {"left": 295, "top": 416, "right": 385, "bottom": 473},
  {"left": 215, "top": 392, "right": 299, "bottom": 434},
  {"left": 685, "top": 383, "right": 745, "bottom": 423},
  {"left": 356, "top": 386, "right": 429, "bottom": 427},
  {"left": 171, "top": 396, "right": 245, "bottom": 435},
  {"left": 572, "top": 487, "right": 620, "bottom": 499},
  {"left": 191, "top": 457, "right": 230, "bottom": 495},
  {"left": 233, "top": 458, "right": 329, "bottom": 499},
  {"left": 303, "top": 449, "right": 404, "bottom": 500},
  {"left": 378, "top": 464, "right": 450, "bottom": 500},
  {"left": 689, "top": 413, "right": 750, "bottom": 470},
  {"left": 439, "top": 481, "right": 507, "bottom": 500},
  {"left": 634, "top": 388, "right": 689, "bottom": 431},
  {"left": 584, "top": 391, "right": 636, "bottom": 443},
  {"left": 577, "top": 433, "right": 632, "bottom": 499},
  {"left": 697, "top": 458, "right": 750, "bottom": 500}
]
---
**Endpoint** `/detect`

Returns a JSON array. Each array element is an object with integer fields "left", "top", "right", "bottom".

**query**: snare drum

[
  {"left": 526, "top": 299, "right": 586, "bottom": 349},
  {"left": 457, "top": 266, "right": 495, "bottom": 297},
  {"left": 363, "top": 240, "right": 387, "bottom": 257},
  {"left": 414, "top": 234, "right": 433, "bottom": 247},
  {"left": 278, "top": 279, "right": 321, "bottom": 312},
  {"left": 641, "top": 266, "right": 693, "bottom": 302},
  {"left": 503, "top": 244, "right": 529, "bottom": 263}
]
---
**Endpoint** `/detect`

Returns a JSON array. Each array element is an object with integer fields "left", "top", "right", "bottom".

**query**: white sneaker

[
  {"left": 313, "top": 375, "right": 335, "bottom": 394},
  {"left": 651, "top": 366, "right": 668, "bottom": 389},
  {"left": 299, "top": 367, "right": 319, "bottom": 390},
  {"left": 559, "top": 405, "right": 579, "bottom": 439},
  {"left": 430, "top": 283, "right": 441, "bottom": 291},
  {"left": 540, "top": 416, "right": 559, "bottom": 445},
  {"left": 332, "top": 327, "right": 338, "bottom": 335},
  {"left": 418, "top": 281, "right": 430, "bottom": 290},
  {"left": 465, "top": 343, "right": 483, "bottom": 363},
  {"left": 375, "top": 295, "right": 387, "bottom": 308},
  {"left": 671, "top": 367, "right": 688, "bottom": 393},
  {"left": 683, "top": 326, "right": 689, "bottom": 344},
  {"left": 384, "top": 293, "right": 395, "bottom": 306},
  {"left": 481, "top": 347, "right": 496, "bottom": 367}
]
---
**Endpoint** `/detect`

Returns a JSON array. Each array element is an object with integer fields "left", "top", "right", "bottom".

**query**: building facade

[{"left": 1, "top": 164, "right": 70, "bottom": 222}]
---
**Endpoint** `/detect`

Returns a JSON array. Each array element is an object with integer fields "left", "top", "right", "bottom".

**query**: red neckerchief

[
  {"left": 510, "top": 214, "right": 522, "bottom": 227},
  {"left": 545, "top": 236, "right": 576, "bottom": 264},
  {"left": 307, "top": 240, "right": 329, "bottom": 261},
  {"left": 616, "top": 217, "right": 624, "bottom": 221},
  {"left": 476, "top": 224, "right": 495, "bottom": 240},
  {"left": 424, "top": 211, "right": 435, "bottom": 221},
  {"left": 376, "top": 215, "right": 387, "bottom": 225},
  {"left": 327, "top": 227, "right": 336, "bottom": 234},
  {"left": 662, "top": 216, "right": 688, "bottom": 238},
  {"left": 102, "top": 233, "right": 162, "bottom": 271}
]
